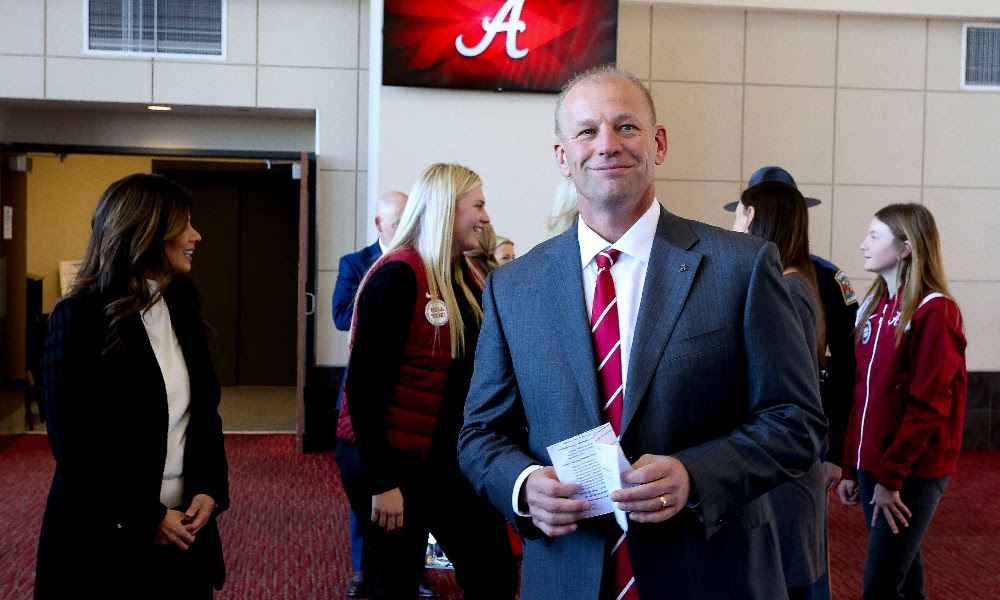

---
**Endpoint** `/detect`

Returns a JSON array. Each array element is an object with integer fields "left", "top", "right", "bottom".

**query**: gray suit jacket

[{"left": 459, "top": 207, "right": 826, "bottom": 600}]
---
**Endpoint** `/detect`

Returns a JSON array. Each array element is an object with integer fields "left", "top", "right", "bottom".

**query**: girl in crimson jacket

[
  {"left": 335, "top": 163, "right": 517, "bottom": 600},
  {"left": 837, "top": 203, "right": 966, "bottom": 600}
]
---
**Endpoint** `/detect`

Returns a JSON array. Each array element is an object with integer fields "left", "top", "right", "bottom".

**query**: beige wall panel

[
  {"left": 258, "top": 0, "right": 359, "bottom": 69},
  {"left": 0, "top": 56, "right": 44, "bottom": 98},
  {"left": 154, "top": 62, "right": 256, "bottom": 106},
  {"left": 923, "top": 187, "right": 1000, "bottom": 281},
  {"left": 618, "top": 4, "right": 652, "bottom": 79},
  {"left": 924, "top": 92, "right": 1000, "bottom": 188},
  {"left": 658, "top": 180, "right": 742, "bottom": 230},
  {"left": 46, "top": 57, "right": 152, "bottom": 102},
  {"left": 834, "top": 89, "right": 924, "bottom": 186},
  {"left": 799, "top": 184, "right": 834, "bottom": 261},
  {"left": 358, "top": 69, "right": 369, "bottom": 172},
  {"left": 651, "top": 6, "right": 744, "bottom": 83},
  {"left": 317, "top": 170, "right": 358, "bottom": 272},
  {"left": 377, "top": 86, "right": 559, "bottom": 256},
  {"left": 227, "top": 0, "right": 259, "bottom": 64},
  {"left": 315, "top": 270, "right": 351, "bottom": 365},
  {"left": 4, "top": 107, "right": 314, "bottom": 152},
  {"left": 742, "top": 86, "right": 835, "bottom": 183},
  {"left": 259, "top": 67, "right": 358, "bottom": 171},
  {"left": 46, "top": 0, "right": 85, "bottom": 57},
  {"left": 950, "top": 282, "right": 1000, "bottom": 371},
  {"left": 359, "top": 0, "right": 371, "bottom": 69},
  {"left": 652, "top": 82, "right": 743, "bottom": 181},
  {"left": 926, "top": 20, "right": 964, "bottom": 91},
  {"left": 0, "top": 0, "right": 45, "bottom": 55},
  {"left": 356, "top": 172, "right": 369, "bottom": 249},
  {"left": 837, "top": 15, "right": 927, "bottom": 90},
  {"left": 830, "top": 185, "right": 921, "bottom": 271},
  {"left": 638, "top": 0, "right": 1000, "bottom": 19},
  {"left": 745, "top": 11, "right": 837, "bottom": 87}
]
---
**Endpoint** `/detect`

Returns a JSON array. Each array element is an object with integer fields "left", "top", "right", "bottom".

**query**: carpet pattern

[{"left": 2, "top": 434, "right": 997, "bottom": 599}]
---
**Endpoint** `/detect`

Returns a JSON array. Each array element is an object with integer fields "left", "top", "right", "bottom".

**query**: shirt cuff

[{"left": 512, "top": 465, "right": 544, "bottom": 517}]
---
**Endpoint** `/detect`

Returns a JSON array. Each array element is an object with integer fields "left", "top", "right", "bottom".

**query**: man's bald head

[
  {"left": 375, "top": 191, "right": 407, "bottom": 246},
  {"left": 554, "top": 66, "right": 657, "bottom": 139}
]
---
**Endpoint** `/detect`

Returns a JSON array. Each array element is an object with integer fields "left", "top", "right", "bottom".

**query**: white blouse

[{"left": 141, "top": 286, "right": 192, "bottom": 509}]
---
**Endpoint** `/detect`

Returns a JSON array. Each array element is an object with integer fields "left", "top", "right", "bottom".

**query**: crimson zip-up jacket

[{"left": 842, "top": 288, "right": 967, "bottom": 491}]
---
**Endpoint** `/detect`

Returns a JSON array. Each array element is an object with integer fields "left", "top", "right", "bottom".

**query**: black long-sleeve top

[{"left": 344, "top": 259, "right": 481, "bottom": 495}]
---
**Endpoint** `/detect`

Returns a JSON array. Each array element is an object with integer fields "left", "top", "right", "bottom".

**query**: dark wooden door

[{"left": 155, "top": 163, "right": 298, "bottom": 386}]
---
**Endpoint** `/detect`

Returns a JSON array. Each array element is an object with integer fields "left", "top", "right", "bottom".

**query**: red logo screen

[{"left": 383, "top": 0, "right": 619, "bottom": 93}]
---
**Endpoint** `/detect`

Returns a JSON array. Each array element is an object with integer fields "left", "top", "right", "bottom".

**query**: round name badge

[
  {"left": 425, "top": 299, "right": 449, "bottom": 326},
  {"left": 861, "top": 319, "right": 872, "bottom": 344}
]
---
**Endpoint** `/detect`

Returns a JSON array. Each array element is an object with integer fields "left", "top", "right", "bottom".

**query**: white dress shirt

[
  {"left": 142, "top": 285, "right": 192, "bottom": 509},
  {"left": 511, "top": 201, "right": 661, "bottom": 515}
]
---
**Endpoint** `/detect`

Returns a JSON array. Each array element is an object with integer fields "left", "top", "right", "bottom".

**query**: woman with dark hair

[
  {"left": 336, "top": 163, "right": 517, "bottom": 600},
  {"left": 36, "top": 173, "right": 228, "bottom": 600},
  {"left": 838, "top": 203, "right": 966, "bottom": 599},
  {"left": 733, "top": 179, "right": 827, "bottom": 600}
]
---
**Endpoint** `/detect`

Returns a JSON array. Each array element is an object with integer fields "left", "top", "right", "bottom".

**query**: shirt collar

[
  {"left": 578, "top": 200, "right": 660, "bottom": 268},
  {"left": 378, "top": 238, "right": 388, "bottom": 254}
]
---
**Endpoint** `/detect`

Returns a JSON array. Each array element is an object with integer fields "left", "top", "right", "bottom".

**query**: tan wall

[{"left": 25, "top": 154, "right": 153, "bottom": 314}]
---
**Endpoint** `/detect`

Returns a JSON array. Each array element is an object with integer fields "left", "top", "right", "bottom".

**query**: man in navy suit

[{"left": 332, "top": 190, "right": 408, "bottom": 330}]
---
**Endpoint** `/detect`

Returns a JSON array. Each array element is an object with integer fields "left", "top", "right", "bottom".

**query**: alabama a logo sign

[{"left": 383, "top": 0, "right": 619, "bottom": 92}]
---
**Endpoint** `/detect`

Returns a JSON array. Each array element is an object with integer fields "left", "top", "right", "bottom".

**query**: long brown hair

[
  {"left": 855, "top": 203, "right": 954, "bottom": 345},
  {"left": 742, "top": 181, "right": 826, "bottom": 363},
  {"left": 71, "top": 173, "right": 194, "bottom": 352}
]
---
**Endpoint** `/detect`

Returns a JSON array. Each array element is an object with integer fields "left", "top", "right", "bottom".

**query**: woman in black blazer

[{"left": 36, "top": 174, "right": 229, "bottom": 599}]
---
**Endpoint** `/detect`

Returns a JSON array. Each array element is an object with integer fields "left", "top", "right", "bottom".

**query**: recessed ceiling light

[{"left": 147, "top": 105, "right": 172, "bottom": 111}]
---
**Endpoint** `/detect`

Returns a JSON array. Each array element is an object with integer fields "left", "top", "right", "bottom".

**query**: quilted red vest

[{"left": 337, "top": 248, "right": 479, "bottom": 455}]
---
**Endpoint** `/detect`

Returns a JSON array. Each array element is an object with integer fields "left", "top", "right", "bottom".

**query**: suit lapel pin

[{"left": 679, "top": 264, "right": 688, "bottom": 272}]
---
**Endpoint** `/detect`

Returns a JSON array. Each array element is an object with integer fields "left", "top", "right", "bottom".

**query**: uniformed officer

[{"left": 726, "top": 166, "right": 858, "bottom": 600}]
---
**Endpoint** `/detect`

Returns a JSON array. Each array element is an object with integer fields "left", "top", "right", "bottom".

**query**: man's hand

[
  {"left": 837, "top": 479, "right": 860, "bottom": 506},
  {"left": 372, "top": 487, "right": 404, "bottom": 532},
  {"left": 155, "top": 509, "right": 196, "bottom": 550},
  {"left": 871, "top": 483, "right": 911, "bottom": 534},
  {"left": 182, "top": 494, "right": 216, "bottom": 535},
  {"left": 822, "top": 461, "right": 843, "bottom": 493},
  {"left": 611, "top": 454, "right": 690, "bottom": 523},
  {"left": 522, "top": 466, "right": 589, "bottom": 537}
]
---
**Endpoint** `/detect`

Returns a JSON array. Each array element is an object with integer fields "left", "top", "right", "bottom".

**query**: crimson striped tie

[{"left": 591, "top": 249, "right": 639, "bottom": 600}]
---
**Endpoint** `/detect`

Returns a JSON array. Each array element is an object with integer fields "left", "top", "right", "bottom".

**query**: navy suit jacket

[
  {"left": 459, "top": 207, "right": 826, "bottom": 600},
  {"left": 332, "top": 240, "right": 382, "bottom": 331}
]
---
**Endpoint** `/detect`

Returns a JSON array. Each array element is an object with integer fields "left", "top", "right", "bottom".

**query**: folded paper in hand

[{"left": 546, "top": 423, "right": 635, "bottom": 532}]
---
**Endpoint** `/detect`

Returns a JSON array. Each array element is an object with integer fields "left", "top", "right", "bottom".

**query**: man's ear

[
  {"left": 374, "top": 215, "right": 383, "bottom": 235},
  {"left": 554, "top": 142, "right": 571, "bottom": 178}
]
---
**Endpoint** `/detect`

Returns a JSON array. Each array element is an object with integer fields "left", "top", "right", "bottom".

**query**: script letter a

[{"left": 455, "top": 0, "right": 529, "bottom": 59}]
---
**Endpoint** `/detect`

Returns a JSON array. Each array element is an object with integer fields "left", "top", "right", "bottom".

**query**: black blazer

[{"left": 36, "top": 276, "right": 229, "bottom": 598}]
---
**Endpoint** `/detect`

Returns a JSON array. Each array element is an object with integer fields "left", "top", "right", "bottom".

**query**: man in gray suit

[{"left": 458, "top": 67, "right": 826, "bottom": 599}]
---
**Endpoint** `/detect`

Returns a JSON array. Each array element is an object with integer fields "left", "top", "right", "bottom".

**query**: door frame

[{"left": 1, "top": 143, "right": 317, "bottom": 451}]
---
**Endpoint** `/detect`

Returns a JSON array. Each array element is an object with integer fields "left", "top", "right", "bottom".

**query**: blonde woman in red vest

[
  {"left": 837, "top": 203, "right": 966, "bottom": 599},
  {"left": 336, "top": 163, "right": 518, "bottom": 600}
]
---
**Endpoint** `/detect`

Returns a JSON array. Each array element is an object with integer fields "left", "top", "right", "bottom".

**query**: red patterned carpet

[{"left": 1, "top": 434, "right": 998, "bottom": 599}]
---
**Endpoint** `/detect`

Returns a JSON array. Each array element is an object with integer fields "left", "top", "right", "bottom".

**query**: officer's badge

[{"left": 835, "top": 270, "right": 857, "bottom": 305}]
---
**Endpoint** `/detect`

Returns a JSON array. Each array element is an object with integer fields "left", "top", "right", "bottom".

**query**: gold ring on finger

[{"left": 659, "top": 495, "right": 668, "bottom": 509}]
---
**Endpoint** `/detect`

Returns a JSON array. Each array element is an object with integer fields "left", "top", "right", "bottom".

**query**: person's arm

[
  {"left": 344, "top": 262, "right": 416, "bottom": 495},
  {"left": 459, "top": 273, "right": 563, "bottom": 539},
  {"left": 667, "top": 242, "right": 827, "bottom": 540},
  {"left": 876, "top": 299, "right": 965, "bottom": 491},
  {"left": 332, "top": 254, "right": 365, "bottom": 331},
  {"left": 824, "top": 280, "right": 859, "bottom": 468}
]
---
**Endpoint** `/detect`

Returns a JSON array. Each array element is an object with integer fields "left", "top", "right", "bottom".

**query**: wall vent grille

[
  {"left": 962, "top": 23, "right": 1000, "bottom": 90},
  {"left": 86, "top": 0, "right": 225, "bottom": 58}
]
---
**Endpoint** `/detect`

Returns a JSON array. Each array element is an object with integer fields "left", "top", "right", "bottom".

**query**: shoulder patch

[{"left": 835, "top": 270, "right": 858, "bottom": 305}]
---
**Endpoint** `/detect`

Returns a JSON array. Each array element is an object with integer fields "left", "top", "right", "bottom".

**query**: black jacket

[{"left": 36, "top": 276, "right": 229, "bottom": 598}]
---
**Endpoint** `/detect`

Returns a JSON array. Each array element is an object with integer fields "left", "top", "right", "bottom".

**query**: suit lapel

[
  {"left": 620, "top": 208, "right": 702, "bottom": 436},
  {"left": 544, "top": 228, "right": 602, "bottom": 426}
]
